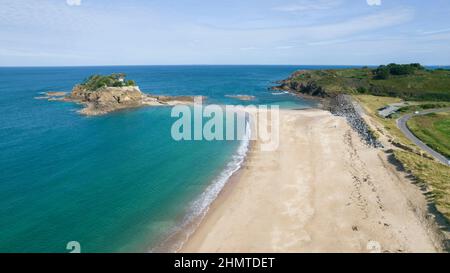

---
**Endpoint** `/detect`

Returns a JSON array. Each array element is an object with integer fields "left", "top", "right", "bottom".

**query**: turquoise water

[{"left": 0, "top": 65, "right": 324, "bottom": 252}]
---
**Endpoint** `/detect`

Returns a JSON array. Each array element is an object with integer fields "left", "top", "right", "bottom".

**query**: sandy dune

[{"left": 181, "top": 109, "right": 442, "bottom": 253}]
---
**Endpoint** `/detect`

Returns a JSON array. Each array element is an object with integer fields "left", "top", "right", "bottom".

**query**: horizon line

[{"left": 1, "top": 63, "right": 450, "bottom": 68}]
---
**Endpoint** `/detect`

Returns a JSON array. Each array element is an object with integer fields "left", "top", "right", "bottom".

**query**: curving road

[{"left": 397, "top": 107, "right": 450, "bottom": 166}]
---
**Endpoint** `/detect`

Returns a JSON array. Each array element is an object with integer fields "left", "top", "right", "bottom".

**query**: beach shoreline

[
  {"left": 150, "top": 117, "right": 254, "bottom": 253},
  {"left": 179, "top": 108, "right": 444, "bottom": 253}
]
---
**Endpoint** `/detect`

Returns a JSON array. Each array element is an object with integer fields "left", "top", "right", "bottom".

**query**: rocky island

[{"left": 40, "top": 73, "right": 196, "bottom": 116}]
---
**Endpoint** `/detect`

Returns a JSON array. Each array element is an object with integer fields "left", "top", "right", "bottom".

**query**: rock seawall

[{"left": 329, "top": 94, "right": 383, "bottom": 148}]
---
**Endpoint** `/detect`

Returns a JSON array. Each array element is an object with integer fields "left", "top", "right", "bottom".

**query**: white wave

[
  {"left": 186, "top": 118, "right": 251, "bottom": 217},
  {"left": 152, "top": 117, "right": 252, "bottom": 252},
  {"left": 271, "top": 91, "right": 289, "bottom": 95}
]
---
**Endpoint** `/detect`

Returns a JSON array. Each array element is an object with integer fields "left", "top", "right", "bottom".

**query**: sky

[{"left": 1, "top": 0, "right": 450, "bottom": 66}]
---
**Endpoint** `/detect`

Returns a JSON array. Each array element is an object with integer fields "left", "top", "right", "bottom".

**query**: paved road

[{"left": 397, "top": 108, "right": 450, "bottom": 166}]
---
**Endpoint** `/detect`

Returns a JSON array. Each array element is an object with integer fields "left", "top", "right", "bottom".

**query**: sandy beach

[{"left": 181, "top": 109, "right": 442, "bottom": 253}]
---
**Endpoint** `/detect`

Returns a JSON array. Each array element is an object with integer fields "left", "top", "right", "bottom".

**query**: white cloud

[
  {"left": 367, "top": 0, "right": 382, "bottom": 6},
  {"left": 66, "top": 0, "right": 82, "bottom": 6},
  {"left": 188, "top": 7, "right": 414, "bottom": 55},
  {"left": 305, "top": 8, "right": 414, "bottom": 40},
  {"left": 274, "top": 0, "right": 341, "bottom": 13},
  {"left": 275, "top": 45, "right": 296, "bottom": 49},
  {"left": 239, "top": 47, "right": 259, "bottom": 51},
  {"left": 421, "top": 28, "right": 450, "bottom": 35},
  {"left": 0, "top": 47, "right": 82, "bottom": 59},
  {"left": 308, "top": 38, "right": 351, "bottom": 46}
]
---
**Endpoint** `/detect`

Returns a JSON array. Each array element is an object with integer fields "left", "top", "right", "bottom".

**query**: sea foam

[{"left": 152, "top": 117, "right": 252, "bottom": 252}]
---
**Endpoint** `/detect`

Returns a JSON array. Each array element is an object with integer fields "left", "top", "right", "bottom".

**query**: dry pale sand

[{"left": 180, "top": 109, "right": 442, "bottom": 253}]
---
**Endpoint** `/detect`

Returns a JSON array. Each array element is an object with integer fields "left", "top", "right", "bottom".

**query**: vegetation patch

[
  {"left": 397, "top": 103, "right": 450, "bottom": 114},
  {"left": 275, "top": 63, "right": 450, "bottom": 101},
  {"left": 354, "top": 94, "right": 450, "bottom": 223},
  {"left": 81, "top": 73, "right": 136, "bottom": 91},
  {"left": 353, "top": 95, "right": 414, "bottom": 145},
  {"left": 373, "top": 63, "right": 424, "bottom": 79},
  {"left": 394, "top": 150, "right": 450, "bottom": 221},
  {"left": 407, "top": 112, "right": 450, "bottom": 158}
]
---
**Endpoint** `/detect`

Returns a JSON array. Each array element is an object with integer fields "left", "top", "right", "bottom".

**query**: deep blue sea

[{"left": 0, "top": 65, "right": 339, "bottom": 252}]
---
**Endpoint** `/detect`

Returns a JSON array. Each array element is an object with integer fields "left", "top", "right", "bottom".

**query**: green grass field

[{"left": 407, "top": 112, "right": 450, "bottom": 158}]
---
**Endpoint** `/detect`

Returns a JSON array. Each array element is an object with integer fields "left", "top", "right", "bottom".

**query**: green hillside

[{"left": 276, "top": 64, "right": 450, "bottom": 101}]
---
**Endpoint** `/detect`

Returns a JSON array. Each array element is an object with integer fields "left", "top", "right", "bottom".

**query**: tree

[
  {"left": 80, "top": 73, "right": 135, "bottom": 90},
  {"left": 373, "top": 63, "right": 423, "bottom": 79},
  {"left": 387, "top": 63, "right": 414, "bottom": 75},
  {"left": 374, "top": 66, "right": 390, "bottom": 79}
]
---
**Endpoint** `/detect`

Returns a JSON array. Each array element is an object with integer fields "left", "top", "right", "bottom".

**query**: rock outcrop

[
  {"left": 70, "top": 85, "right": 145, "bottom": 115},
  {"left": 272, "top": 70, "right": 329, "bottom": 98}
]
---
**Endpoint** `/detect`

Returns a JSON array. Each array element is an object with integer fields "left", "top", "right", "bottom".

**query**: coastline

[
  {"left": 150, "top": 118, "right": 253, "bottom": 252},
  {"left": 179, "top": 108, "right": 443, "bottom": 253}
]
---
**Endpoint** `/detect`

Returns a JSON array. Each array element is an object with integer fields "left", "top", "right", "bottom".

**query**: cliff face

[
  {"left": 276, "top": 80, "right": 328, "bottom": 97},
  {"left": 70, "top": 85, "right": 145, "bottom": 115},
  {"left": 273, "top": 70, "right": 329, "bottom": 98}
]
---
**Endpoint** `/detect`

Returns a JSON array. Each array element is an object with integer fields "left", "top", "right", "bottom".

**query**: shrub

[
  {"left": 357, "top": 86, "right": 367, "bottom": 93},
  {"left": 374, "top": 66, "right": 390, "bottom": 79},
  {"left": 387, "top": 63, "right": 415, "bottom": 75},
  {"left": 373, "top": 63, "right": 424, "bottom": 79},
  {"left": 81, "top": 73, "right": 135, "bottom": 91}
]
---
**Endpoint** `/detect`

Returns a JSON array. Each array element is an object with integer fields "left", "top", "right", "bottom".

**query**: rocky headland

[{"left": 272, "top": 70, "right": 329, "bottom": 98}]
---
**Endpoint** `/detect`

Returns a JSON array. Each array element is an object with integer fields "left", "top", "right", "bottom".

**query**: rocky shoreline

[
  {"left": 272, "top": 73, "right": 381, "bottom": 148},
  {"left": 271, "top": 70, "right": 329, "bottom": 97}
]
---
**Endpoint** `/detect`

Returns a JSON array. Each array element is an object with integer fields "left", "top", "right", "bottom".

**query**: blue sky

[{"left": 1, "top": 0, "right": 450, "bottom": 66}]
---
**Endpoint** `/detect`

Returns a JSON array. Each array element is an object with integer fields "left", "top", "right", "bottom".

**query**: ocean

[{"left": 0, "top": 65, "right": 329, "bottom": 252}]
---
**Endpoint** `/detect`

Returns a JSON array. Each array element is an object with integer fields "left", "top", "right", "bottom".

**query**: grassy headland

[{"left": 275, "top": 63, "right": 450, "bottom": 101}]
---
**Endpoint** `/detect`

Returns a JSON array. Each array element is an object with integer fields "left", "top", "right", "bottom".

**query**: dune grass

[
  {"left": 394, "top": 150, "right": 450, "bottom": 220},
  {"left": 353, "top": 95, "right": 413, "bottom": 145}
]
